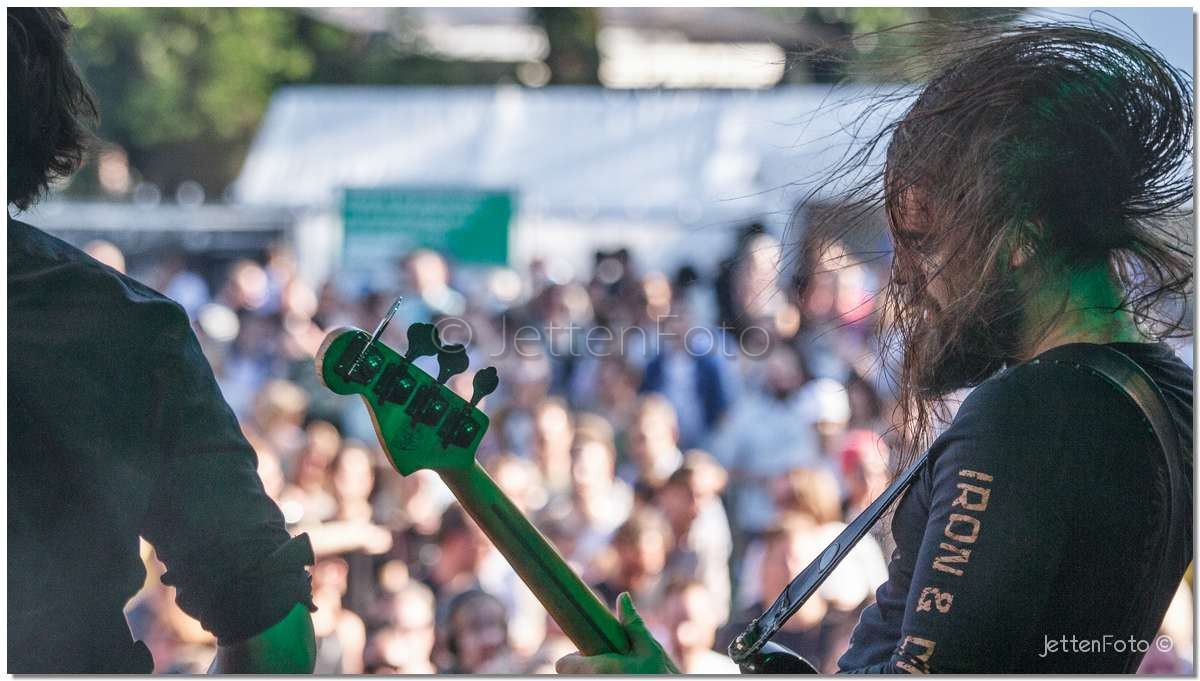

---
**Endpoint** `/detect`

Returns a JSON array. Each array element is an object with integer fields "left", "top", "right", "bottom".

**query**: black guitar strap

[
  {"left": 1035, "top": 343, "right": 1190, "bottom": 642},
  {"left": 731, "top": 341, "right": 1188, "bottom": 668}
]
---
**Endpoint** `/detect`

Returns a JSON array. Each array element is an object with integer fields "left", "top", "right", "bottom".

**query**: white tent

[{"left": 233, "top": 85, "right": 902, "bottom": 278}]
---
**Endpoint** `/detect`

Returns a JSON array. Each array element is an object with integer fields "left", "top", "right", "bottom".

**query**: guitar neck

[{"left": 439, "top": 462, "right": 631, "bottom": 656}]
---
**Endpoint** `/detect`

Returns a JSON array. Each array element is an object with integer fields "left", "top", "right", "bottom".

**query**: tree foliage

[{"left": 60, "top": 7, "right": 1018, "bottom": 196}]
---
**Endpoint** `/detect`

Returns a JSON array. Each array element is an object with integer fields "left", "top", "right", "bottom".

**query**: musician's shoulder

[
  {"left": 10, "top": 217, "right": 187, "bottom": 332},
  {"left": 935, "top": 350, "right": 1151, "bottom": 475}
]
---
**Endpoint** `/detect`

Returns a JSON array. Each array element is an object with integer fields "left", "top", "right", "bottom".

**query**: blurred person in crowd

[
  {"left": 772, "top": 467, "right": 887, "bottom": 612},
  {"left": 478, "top": 455, "right": 553, "bottom": 657},
  {"left": 309, "top": 557, "right": 366, "bottom": 674},
  {"left": 486, "top": 451, "right": 550, "bottom": 516},
  {"left": 218, "top": 259, "right": 271, "bottom": 313},
  {"left": 427, "top": 505, "right": 492, "bottom": 613},
  {"left": 562, "top": 419, "right": 634, "bottom": 572},
  {"left": 8, "top": 9, "right": 314, "bottom": 672},
  {"left": 363, "top": 581, "right": 438, "bottom": 674},
  {"left": 673, "top": 262, "right": 720, "bottom": 331},
  {"left": 400, "top": 248, "right": 466, "bottom": 319},
  {"left": 530, "top": 398, "right": 576, "bottom": 502},
  {"left": 795, "top": 241, "right": 878, "bottom": 382},
  {"left": 839, "top": 430, "right": 893, "bottom": 522},
  {"left": 492, "top": 351, "right": 554, "bottom": 458},
  {"left": 82, "top": 238, "right": 126, "bottom": 273},
  {"left": 655, "top": 461, "right": 733, "bottom": 627},
  {"left": 313, "top": 280, "right": 357, "bottom": 330},
  {"left": 329, "top": 442, "right": 392, "bottom": 608},
  {"left": 249, "top": 379, "right": 309, "bottom": 463},
  {"left": 729, "top": 231, "right": 788, "bottom": 333},
  {"left": 719, "top": 514, "right": 855, "bottom": 674},
  {"left": 844, "top": 369, "right": 888, "bottom": 431},
  {"left": 598, "top": 354, "right": 644, "bottom": 429},
  {"left": 277, "top": 277, "right": 327, "bottom": 366},
  {"left": 218, "top": 313, "right": 284, "bottom": 418},
  {"left": 152, "top": 250, "right": 210, "bottom": 320},
  {"left": 662, "top": 579, "right": 741, "bottom": 674},
  {"left": 588, "top": 247, "right": 642, "bottom": 330},
  {"left": 619, "top": 394, "right": 685, "bottom": 488},
  {"left": 804, "top": 376, "right": 853, "bottom": 462},
  {"left": 294, "top": 445, "right": 391, "bottom": 563},
  {"left": 591, "top": 509, "right": 676, "bottom": 617},
  {"left": 278, "top": 420, "right": 341, "bottom": 526},
  {"left": 736, "top": 466, "right": 887, "bottom": 615},
  {"left": 558, "top": 22, "right": 1193, "bottom": 675},
  {"left": 640, "top": 312, "right": 730, "bottom": 448},
  {"left": 710, "top": 344, "right": 822, "bottom": 541},
  {"left": 262, "top": 241, "right": 299, "bottom": 314},
  {"left": 438, "top": 589, "right": 520, "bottom": 673},
  {"left": 371, "top": 469, "right": 452, "bottom": 578},
  {"left": 715, "top": 221, "right": 767, "bottom": 337}
]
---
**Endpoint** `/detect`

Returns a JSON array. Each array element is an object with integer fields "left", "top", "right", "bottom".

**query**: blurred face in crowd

[
  {"left": 841, "top": 433, "right": 891, "bottom": 507},
  {"left": 488, "top": 454, "right": 546, "bottom": 514},
  {"left": 596, "top": 356, "right": 638, "bottom": 411},
  {"left": 571, "top": 438, "right": 615, "bottom": 497},
  {"left": 629, "top": 401, "right": 678, "bottom": 473},
  {"left": 764, "top": 347, "right": 805, "bottom": 401},
  {"left": 657, "top": 477, "right": 700, "bottom": 540},
  {"left": 615, "top": 525, "right": 668, "bottom": 580},
  {"left": 735, "top": 234, "right": 783, "bottom": 317},
  {"left": 761, "top": 523, "right": 814, "bottom": 603},
  {"left": 224, "top": 259, "right": 270, "bottom": 311},
  {"left": 665, "top": 582, "right": 719, "bottom": 655},
  {"left": 404, "top": 249, "right": 450, "bottom": 294},
  {"left": 83, "top": 240, "right": 126, "bottom": 273},
  {"left": 533, "top": 401, "right": 573, "bottom": 484},
  {"left": 333, "top": 444, "right": 376, "bottom": 504},
  {"left": 400, "top": 470, "right": 446, "bottom": 534},
  {"left": 771, "top": 467, "right": 842, "bottom": 526},
  {"left": 312, "top": 557, "right": 350, "bottom": 606},
  {"left": 376, "top": 589, "right": 436, "bottom": 669},
  {"left": 449, "top": 593, "right": 509, "bottom": 672},
  {"left": 760, "top": 521, "right": 828, "bottom": 627},
  {"left": 440, "top": 519, "right": 490, "bottom": 575}
]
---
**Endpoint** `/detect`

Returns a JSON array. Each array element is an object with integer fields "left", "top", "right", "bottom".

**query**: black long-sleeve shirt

[
  {"left": 838, "top": 342, "right": 1193, "bottom": 673},
  {"left": 8, "top": 218, "right": 315, "bottom": 672}
]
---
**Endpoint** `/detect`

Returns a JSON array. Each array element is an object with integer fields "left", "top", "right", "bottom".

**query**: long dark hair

[
  {"left": 795, "top": 17, "right": 1193, "bottom": 472},
  {"left": 8, "top": 8, "right": 98, "bottom": 210}
]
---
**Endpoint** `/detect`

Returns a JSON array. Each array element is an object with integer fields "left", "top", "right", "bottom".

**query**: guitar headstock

[{"left": 316, "top": 324, "right": 498, "bottom": 476}]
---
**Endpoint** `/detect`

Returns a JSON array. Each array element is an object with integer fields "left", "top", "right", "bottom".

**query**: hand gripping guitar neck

[{"left": 316, "top": 318, "right": 631, "bottom": 658}]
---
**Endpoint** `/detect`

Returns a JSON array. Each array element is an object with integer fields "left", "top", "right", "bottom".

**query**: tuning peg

[
  {"left": 469, "top": 366, "right": 499, "bottom": 406},
  {"left": 435, "top": 343, "right": 470, "bottom": 384},
  {"left": 405, "top": 323, "right": 442, "bottom": 362}
]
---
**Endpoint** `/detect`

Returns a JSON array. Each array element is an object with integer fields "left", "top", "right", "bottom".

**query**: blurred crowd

[{"left": 85, "top": 222, "right": 1193, "bottom": 675}]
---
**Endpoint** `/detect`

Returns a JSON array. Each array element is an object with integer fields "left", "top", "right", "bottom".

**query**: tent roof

[{"left": 233, "top": 84, "right": 906, "bottom": 228}]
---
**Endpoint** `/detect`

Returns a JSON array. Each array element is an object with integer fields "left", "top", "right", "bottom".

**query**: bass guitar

[{"left": 315, "top": 311, "right": 630, "bottom": 658}]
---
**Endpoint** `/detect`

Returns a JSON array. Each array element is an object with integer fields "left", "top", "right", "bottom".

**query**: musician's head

[
  {"left": 811, "top": 22, "right": 1193, "bottom": 465},
  {"left": 8, "top": 8, "right": 97, "bottom": 210},
  {"left": 884, "top": 23, "right": 1190, "bottom": 401}
]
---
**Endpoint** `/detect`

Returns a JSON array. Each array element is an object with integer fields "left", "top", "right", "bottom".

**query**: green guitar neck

[
  {"left": 316, "top": 326, "right": 630, "bottom": 656},
  {"left": 441, "top": 463, "right": 630, "bottom": 655}
]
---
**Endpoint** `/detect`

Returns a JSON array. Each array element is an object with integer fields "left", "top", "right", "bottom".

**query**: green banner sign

[{"left": 341, "top": 187, "right": 512, "bottom": 282}]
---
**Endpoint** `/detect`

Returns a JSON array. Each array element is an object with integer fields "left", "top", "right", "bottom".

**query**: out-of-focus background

[{"left": 17, "top": 6, "right": 1193, "bottom": 674}]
